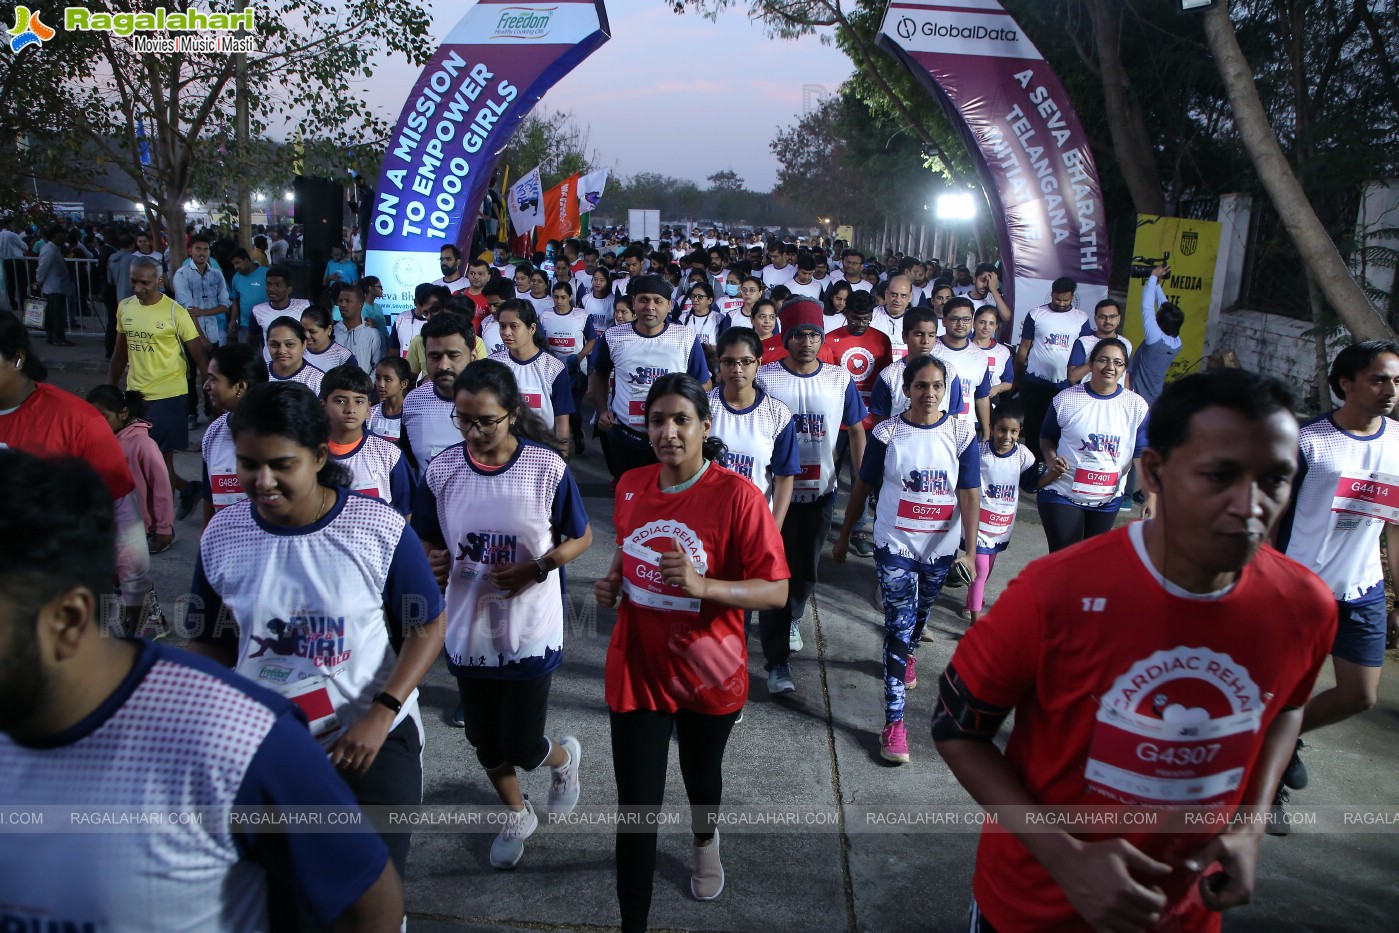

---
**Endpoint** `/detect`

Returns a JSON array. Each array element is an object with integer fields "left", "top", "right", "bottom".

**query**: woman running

[
  {"left": 972, "top": 304, "right": 1015, "bottom": 400},
  {"left": 1036, "top": 336, "right": 1153, "bottom": 551},
  {"left": 524, "top": 268, "right": 554, "bottom": 316},
  {"left": 581, "top": 268, "right": 616, "bottom": 337},
  {"left": 716, "top": 271, "right": 745, "bottom": 319},
  {"left": 198, "top": 342, "right": 268, "bottom": 527},
  {"left": 752, "top": 299, "right": 785, "bottom": 363},
  {"left": 596, "top": 373, "right": 789, "bottom": 931},
  {"left": 490, "top": 301, "right": 575, "bottom": 451},
  {"left": 301, "top": 305, "right": 358, "bottom": 371},
  {"left": 266, "top": 316, "right": 325, "bottom": 395},
  {"left": 86, "top": 385, "right": 174, "bottom": 554},
  {"left": 833, "top": 356, "right": 980, "bottom": 765},
  {"left": 412, "top": 358, "right": 592, "bottom": 870},
  {"left": 708, "top": 327, "right": 798, "bottom": 526},
  {"left": 822, "top": 280, "right": 852, "bottom": 333},
  {"left": 733, "top": 275, "right": 764, "bottom": 328},
  {"left": 190, "top": 380, "right": 445, "bottom": 891}
]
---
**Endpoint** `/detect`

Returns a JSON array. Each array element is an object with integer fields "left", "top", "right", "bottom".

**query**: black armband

[{"left": 931, "top": 663, "right": 1012, "bottom": 743}]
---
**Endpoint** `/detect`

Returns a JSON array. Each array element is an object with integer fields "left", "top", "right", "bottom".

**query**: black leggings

[
  {"left": 456, "top": 674, "right": 553, "bottom": 771},
  {"left": 611, "top": 707, "right": 739, "bottom": 933},
  {"left": 1037, "top": 499, "right": 1118, "bottom": 552}
]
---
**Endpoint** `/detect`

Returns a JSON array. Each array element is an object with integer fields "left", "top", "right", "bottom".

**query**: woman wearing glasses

[
  {"left": 1036, "top": 337, "right": 1154, "bottom": 552},
  {"left": 708, "top": 327, "right": 798, "bottom": 527},
  {"left": 412, "top": 358, "right": 592, "bottom": 870},
  {"left": 679, "top": 281, "right": 730, "bottom": 348},
  {"left": 733, "top": 275, "right": 765, "bottom": 329}
]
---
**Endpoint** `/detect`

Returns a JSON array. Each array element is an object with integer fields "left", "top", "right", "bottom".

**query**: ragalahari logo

[{"left": 8, "top": 6, "right": 56, "bottom": 53}]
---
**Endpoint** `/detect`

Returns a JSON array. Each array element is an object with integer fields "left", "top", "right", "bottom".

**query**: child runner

[
  {"left": 370, "top": 355, "right": 412, "bottom": 444},
  {"left": 833, "top": 356, "right": 980, "bottom": 764},
  {"left": 321, "top": 365, "right": 413, "bottom": 515},
  {"left": 964, "top": 401, "right": 1040, "bottom": 624},
  {"left": 199, "top": 342, "right": 268, "bottom": 527},
  {"left": 86, "top": 385, "right": 174, "bottom": 554},
  {"left": 413, "top": 359, "right": 592, "bottom": 869}
]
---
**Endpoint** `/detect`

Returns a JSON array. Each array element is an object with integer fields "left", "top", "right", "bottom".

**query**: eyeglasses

[
  {"left": 944, "top": 316, "right": 974, "bottom": 325},
  {"left": 720, "top": 357, "right": 758, "bottom": 368},
  {"left": 451, "top": 411, "right": 510, "bottom": 434},
  {"left": 1091, "top": 357, "right": 1125, "bottom": 369}
]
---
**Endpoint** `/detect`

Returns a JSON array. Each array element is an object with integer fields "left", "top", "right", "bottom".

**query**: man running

[{"left": 1015, "top": 276, "right": 1092, "bottom": 465}]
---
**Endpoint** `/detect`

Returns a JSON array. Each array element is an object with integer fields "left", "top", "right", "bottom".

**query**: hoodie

[{"left": 117, "top": 419, "right": 174, "bottom": 535}]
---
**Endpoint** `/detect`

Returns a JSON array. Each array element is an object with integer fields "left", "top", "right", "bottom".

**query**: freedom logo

[
  {"left": 492, "top": 6, "right": 556, "bottom": 40},
  {"left": 7, "top": 6, "right": 55, "bottom": 53}
]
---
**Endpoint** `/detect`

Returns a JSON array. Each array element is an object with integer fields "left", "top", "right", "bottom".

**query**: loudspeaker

[{"left": 294, "top": 175, "right": 345, "bottom": 298}]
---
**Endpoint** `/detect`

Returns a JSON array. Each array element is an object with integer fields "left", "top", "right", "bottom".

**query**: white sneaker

[
  {"left": 489, "top": 798, "right": 538, "bottom": 870},
  {"left": 545, "top": 736, "right": 582, "bottom": 818},
  {"left": 789, "top": 620, "right": 804, "bottom": 652}
]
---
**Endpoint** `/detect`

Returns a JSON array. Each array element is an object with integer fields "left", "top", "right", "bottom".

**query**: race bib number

[
  {"left": 895, "top": 493, "right": 954, "bottom": 534},
  {"left": 626, "top": 398, "right": 646, "bottom": 427},
  {"left": 956, "top": 378, "right": 973, "bottom": 416},
  {"left": 1072, "top": 467, "right": 1119, "bottom": 499},
  {"left": 549, "top": 335, "right": 574, "bottom": 350},
  {"left": 355, "top": 485, "right": 382, "bottom": 502},
  {"left": 1332, "top": 470, "right": 1399, "bottom": 524},
  {"left": 978, "top": 505, "right": 1015, "bottom": 539},
  {"left": 521, "top": 391, "right": 544, "bottom": 411},
  {"left": 794, "top": 461, "right": 822, "bottom": 491},
  {"left": 621, "top": 537, "right": 700, "bottom": 613},
  {"left": 1085, "top": 706, "right": 1260, "bottom": 805},
  {"left": 210, "top": 473, "right": 244, "bottom": 508},
  {"left": 281, "top": 675, "right": 342, "bottom": 741}
]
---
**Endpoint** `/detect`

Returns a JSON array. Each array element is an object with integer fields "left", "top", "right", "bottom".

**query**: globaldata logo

[
  {"left": 896, "top": 16, "right": 1018, "bottom": 42},
  {"left": 7, "top": 6, "right": 55, "bottom": 53},
  {"left": 493, "top": 6, "right": 556, "bottom": 40}
]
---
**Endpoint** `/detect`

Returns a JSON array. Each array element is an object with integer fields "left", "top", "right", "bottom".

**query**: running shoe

[
  {"left": 1267, "top": 786, "right": 1290, "bottom": 837},
  {"left": 449, "top": 703, "right": 466, "bottom": 728},
  {"left": 767, "top": 663, "right": 796, "bottom": 695},
  {"left": 545, "top": 736, "right": 582, "bottom": 818},
  {"left": 905, "top": 653, "right": 918, "bottom": 690},
  {"left": 789, "top": 620, "right": 803, "bottom": 652},
  {"left": 1282, "top": 739, "right": 1309, "bottom": 790},
  {"left": 849, "top": 533, "right": 874, "bottom": 558},
  {"left": 880, "top": 722, "right": 910, "bottom": 764},
  {"left": 691, "top": 831, "right": 725, "bottom": 900},
  {"left": 489, "top": 798, "right": 538, "bottom": 869}
]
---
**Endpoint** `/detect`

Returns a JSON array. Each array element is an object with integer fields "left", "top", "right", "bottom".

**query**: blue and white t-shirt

[
  {"left": 0, "top": 641, "right": 389, "bottom": 932},
  {"left": 861, "top": 413, "right": 980, "bottom": 567},
  {"left": 479, "top": 317, "right": 506, "bottom": 358},
  {"left": 931, "top": 337, "right": 992, "bottom": 419},
  {"left": 592, "top": 323, "right": 711, "bottom": 432},
  {"left": 1019, "top": 305, "right": 1092, "bottom": 386},
  {"left": 490, "top": 349, "right": 575, "bottom": 428},
  {"left": 679, "top": 309, "right": 730, "bottom": 347},
  {"left": 1067, "top": 333, "right": 1134, "bottom": 384},
  {"left": 1277, "top": 414, "right": 1399, "bottom": 604},
  {"left": 305, "top": 340, "right": 357, "bottom": 374},
  {"left": 332, "top": 433, "right": 414, "bottom": 515},
  {"left": 401, "top": 381, "right": 460, "bottom": 475},
  {"left": 870, "top": 358, "right": 963, "bottom": 421},
  {"left": 195, "top": 489, "right": 443, "bottom": 747},
  {"left": 267, "top": 360, "right": 324, "bottom": 396},
  {"left": 367, "top": 402, "right": 402, "bottom": 443},
  {"left": 975, "top": 439, "right": 1036, "bottom": 553},
  {"left": 707, "top": 386, "right": 800, "bottom": 500},
  {"left": 413, "top": 440, "right": 589, "bottom": 679},
  {"left": 201, "top": 412, "right": 245, "bottom": 510},
  {"left": 539, "top": 307, "right": 596, "bottom": 360},
  {"left": 979, "top": 340, "right": 1015, "bottom": 390},
  {"left": 580, "top": 290, "right": 615, "bottom": 336},
  {"left": 757, "top": 361, "right": 867, "bottom": 503},
  {"left": 1040, "top": 384, "right": 1150, "bottom": 509}
]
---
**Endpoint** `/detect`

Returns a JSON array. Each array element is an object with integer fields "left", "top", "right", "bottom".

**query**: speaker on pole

[{"left": 294, "top": 175, "right": 344, "bottom": 298}]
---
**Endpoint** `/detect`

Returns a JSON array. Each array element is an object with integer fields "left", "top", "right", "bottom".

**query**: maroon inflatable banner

[{"left": 877, "top": 0, "right": 1110, "bottom": 336}]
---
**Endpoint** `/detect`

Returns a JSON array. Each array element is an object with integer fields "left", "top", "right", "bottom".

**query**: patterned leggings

[{"left": 875, "top": 554, "right": 952, "bottom": 724}]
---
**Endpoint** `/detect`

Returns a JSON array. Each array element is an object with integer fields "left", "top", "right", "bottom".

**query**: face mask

[{"left": 724, "top": 283, "right": 739, "bottom": 297}]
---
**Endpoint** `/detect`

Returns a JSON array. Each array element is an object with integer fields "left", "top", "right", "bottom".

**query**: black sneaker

[
  {"left": 450, "top": 703, "right": 466, "bottom": 728},
  {"left": 175, "top": 482, "right": 200, "bottom": 521},
  {"left": 1267, "top": 786, "right": 1290, "bottom": 837},
  {"left": 1282, "top": 739, "right": 1309, "bottom": 790}
]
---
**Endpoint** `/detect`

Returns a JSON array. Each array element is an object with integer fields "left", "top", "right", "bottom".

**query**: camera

[{"left": 1131, "top": 250, "right": 1170, "bottom": 280}]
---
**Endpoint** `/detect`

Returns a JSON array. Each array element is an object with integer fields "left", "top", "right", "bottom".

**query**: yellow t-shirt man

[
  {"left": 115, "top": 294, "right": 200, "bottom": 401},
  {"left": 406, "top": 333, "right": 486, "bottom": 379}
]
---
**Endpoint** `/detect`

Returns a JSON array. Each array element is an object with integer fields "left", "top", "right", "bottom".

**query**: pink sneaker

[
  {"left": 905, "top": 653, "right": 918, "bottom": 690},
  {"left": 880, "top": 721, "right": 910, "bottom": 764}
]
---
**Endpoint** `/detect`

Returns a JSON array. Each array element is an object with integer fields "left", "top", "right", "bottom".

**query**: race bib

[
  {"left": 1085, "top": 705, "right": 1260, "bottom": 805},
  {"left": 956, "top": 378, "right": 973, "bottom": 416},
  {"left": 354, "top": 485, "right": 382, "bottom": 502},
  {"left": 209, "top": 473, "right": 244, "bottom": 508},
  {"left": 978, "top": 504, "right": 1016, "bottom": 539},
  {"left": 549, "top": 335, "right": 574, "bottom": 350},
  {"left": 280, "top": 674, "right": 342, "bottom": 741},
  {"left": 895, "top": 492, "right": 955, "bottom": 534},
  {"left": 1071, "top": 466, "right": 1119, "bottom": 499},
  {"left": 621, "top": 537, "right": 700, "bottom": 613},
  {"left": 794, "top": 461, "right": 822, "bottom": 491},
  {"left": 1332, "top": 470, "right": 1399, "bottom": 524},
  {"left": 625, "top": 398, "right": 646, "bottom": 428},
  {"left": 521, "top": 391, "right": 544, "bottom": 411}
]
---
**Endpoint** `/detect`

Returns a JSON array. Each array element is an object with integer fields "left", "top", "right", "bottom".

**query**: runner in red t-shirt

[
  {"left": 934, "top": 369, "right": 1337, "bottom": 933},
  {"left": 753, "top": 299, "right": 785, "bottom": 363},
  {"left": 596, "top": 372, "right": 789, "bottom": 933}
]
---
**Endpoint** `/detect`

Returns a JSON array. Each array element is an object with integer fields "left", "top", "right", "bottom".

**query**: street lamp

[
  {"left": 283, "top": 190, "right": 295, "bottom": 202},
  {"left": 935, "top": 193, "right": 976, "bottom": 220}
]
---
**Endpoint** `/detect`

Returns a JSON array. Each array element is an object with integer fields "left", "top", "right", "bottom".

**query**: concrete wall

[{"left": 1213, "top": 309, "right": 1331, "bottom": 408}]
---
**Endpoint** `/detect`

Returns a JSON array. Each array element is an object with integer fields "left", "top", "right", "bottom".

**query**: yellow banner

[
  {"left": 1122, "top": 214, "right": 1221, "bottom": 382},
  {"left": 835, "top": 225, "right": 854, "bottom": 244}
]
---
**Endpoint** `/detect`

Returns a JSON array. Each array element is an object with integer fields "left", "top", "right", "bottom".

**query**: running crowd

[{"left": 1, "top": 227, "right": 1394, "bottom": 933}]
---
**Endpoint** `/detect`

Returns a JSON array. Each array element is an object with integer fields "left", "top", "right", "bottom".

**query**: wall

[{"left": 1213, "top": 309, "right": 1330, "bottom": 409}]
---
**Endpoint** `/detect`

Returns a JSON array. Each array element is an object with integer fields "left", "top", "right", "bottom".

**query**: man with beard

[{"left": 402, "top": 312, "right": 477, "bottom": 476}]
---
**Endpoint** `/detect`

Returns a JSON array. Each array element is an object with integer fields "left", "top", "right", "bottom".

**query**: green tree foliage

[{"left": 498, "top": 110, "right": 598, "bottom": 190}]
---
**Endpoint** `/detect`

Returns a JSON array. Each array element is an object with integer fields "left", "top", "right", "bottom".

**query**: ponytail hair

[
  {"left": 644, "top": 372, "right": 728, "bottom": 462},
  {"left": 229, "top": 381, "right": 351, "bottom": 488},
  {"left": 211, "top": 342, "right": 268, "bottom": 392},
  {"left": 86, "top": 384, "right": 147, "bottom": 420},
  {"left": 453, "top": 359, "right": 565, "bottom": 455}
]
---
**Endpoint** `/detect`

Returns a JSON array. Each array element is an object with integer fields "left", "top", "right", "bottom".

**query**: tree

[
  {"left": 1202, "top": 2, "right": 1389, "bottom": 341},
  {"left": 498, "top": 110, "right": 598, "bottom": 190},
  {"left": 1, "top": 0, "right": 433, "bottom": 266}
]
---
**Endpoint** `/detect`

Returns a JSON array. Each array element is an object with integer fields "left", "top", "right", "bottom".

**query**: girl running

[
  {"left": 822, "top": 280, "right": 852, "bottom": 333},
  {"left": 596, "top": 373, "right": 789, "bottom": 930},
  {"left": 716, "top": 271, "right": 745, "bottom": 319},
  {"left": 490, "top": 301, "right": 575, "bottom": 451},
  {"left": 965, "top": 402, "right": 1040, "bottom": 624},
  {"left": 412, "top": 359, "right": 591, "bottom": 869},
  {"left": 301, "top": 305, "right": 357, "bottom": 371},
  {"left": 199, "top": 342, "right": 268, "bottom": 527},
  {"left": 190, "top": 380, "right": 445, "bottom": 890},
  {"left": 582, "top": 268, "right": 616, "bottom": 337},
  {"left": 680, "top": 281, "right": 730, "bottom": 349},
  {"left": 833, "top": 356, "right": 980, "bottom": 765},
  {"left": 370, "top": 355, "right": 412, "bottom": 443},
  {"left": 86, "top": 385, "right": 174, "bottom": 554},
  {"left": 708, "top": 327, "right": 798, "bottom": 526},
  {"left": 524, "top": 268, "right": 554, "bottom": 316},
  {"left": 752, "top": 299, "right": 784, "bottom": 363},
  {"left": 266, "top": 316, "right": 325, "bottom": 395}
]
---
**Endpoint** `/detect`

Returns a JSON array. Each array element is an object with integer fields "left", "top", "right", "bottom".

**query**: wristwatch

[
  {"left": 534, "top": 558, "right": 549, "bottom": 583},
  {"left": 372, "top": 691, "right": 402, "bottom": 714}
]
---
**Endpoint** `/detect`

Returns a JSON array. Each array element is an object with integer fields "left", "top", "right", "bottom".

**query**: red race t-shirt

[
  {"left": 948, "top": 526, "right": 1336, "bottom": 933},
  {"left": 760, "top": 333, "right": 787, "bottom": 365},
  {"left": 0, "top": 383, "right": 135, "bottom": 500},
  {"left": 605, "top": 462, "right": 790, "bottom": 715},
  {"left": 820, "top": 326, "right": 893, "bottom": 430}
]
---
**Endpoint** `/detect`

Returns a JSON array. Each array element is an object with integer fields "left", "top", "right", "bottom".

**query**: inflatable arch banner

[
  {"left": 366, "top": 0, "right": 611, "bottom": 319},
  {"left": 877, "top": 0, "right": 1110, "bottom": 338}
]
